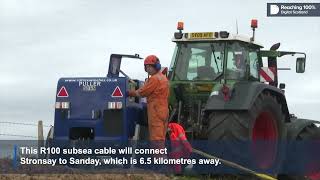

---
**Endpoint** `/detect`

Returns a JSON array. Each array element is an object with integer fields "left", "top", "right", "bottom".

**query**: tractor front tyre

[{"left": 207, "top": 92, "right": 286, "bottom": 171}]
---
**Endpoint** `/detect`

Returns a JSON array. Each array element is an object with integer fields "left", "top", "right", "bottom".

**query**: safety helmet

[
  {"left": 144, "top": 55, "right": 161, "bottom": 71},
  {"left": 144, "top": 55, "right": 159, "bottom": 65}
]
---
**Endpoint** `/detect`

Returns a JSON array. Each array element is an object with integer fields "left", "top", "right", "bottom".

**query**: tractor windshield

[
  {"left": 225, "top": 41, "right": 248, "bottom": 80},
  {"left": 225, "top": 41, "right": 259, "bottom": 80},
  {"left": 173, "top": 42, "right": 224, "bottom": 81}
]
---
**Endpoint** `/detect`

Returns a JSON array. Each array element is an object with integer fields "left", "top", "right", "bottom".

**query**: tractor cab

[
  {"left": 170, "top": 37, "right": 262, "bottom": 82},
  {"left": 170, "top": 20, "right": 306, "bottom": 87}
]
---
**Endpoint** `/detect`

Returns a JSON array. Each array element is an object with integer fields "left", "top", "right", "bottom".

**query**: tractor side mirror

[{"left": 296, "top": 57, "right": 306, "bottom": 73}]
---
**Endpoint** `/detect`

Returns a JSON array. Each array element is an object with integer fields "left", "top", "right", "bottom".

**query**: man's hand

[{"left": 127, "top": 90, "right": 136, "bottom": 97}]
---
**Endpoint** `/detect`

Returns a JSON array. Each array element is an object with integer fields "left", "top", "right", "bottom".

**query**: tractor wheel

[
  {"left": 296, "top": 123, "right": 320, "bottom": 140},
  {"left": 207, "top": 92, "right": 286, "bottom": 170},
  {"left": 297, "top": 124, "right": 320, "bottom": 180},
  {"left": 279, "top": 124, "right": 320, "bottom": 180}
]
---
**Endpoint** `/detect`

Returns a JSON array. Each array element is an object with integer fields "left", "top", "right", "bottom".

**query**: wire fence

[
  {"left": 0, "top": 121, "right": 51, "bottom": 128},
  {"left": 0, "top": 133, "right": 37, "bottom": 138},
  {"left": 0, "top": 121, "right": 52, "bottom": 139},
  {"left": 0, "top": 120, "right": 53, "bottom": 158}
]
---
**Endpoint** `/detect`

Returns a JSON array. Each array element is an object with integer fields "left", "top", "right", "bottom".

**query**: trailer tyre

[{"left": 207, "top": 92, "right": 286, "bottom": 170}]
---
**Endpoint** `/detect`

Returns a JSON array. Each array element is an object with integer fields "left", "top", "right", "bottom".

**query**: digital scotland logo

[
  {"left": 270, "top": 4, "right": 280, "bottom": 15},
  {"left": 267, "top": 3, "right": 320, "bottom": 17}
]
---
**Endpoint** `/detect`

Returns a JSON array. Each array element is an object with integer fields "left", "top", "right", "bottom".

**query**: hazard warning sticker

[
  {"left": 260, "top": 67, "right": 276, "bottom": 82},
  {"left": 57, "top": 86, "right": 69, "bottom": 97},
  {"left": 111, "top": 86, "right": 123, "bottom": 97}
]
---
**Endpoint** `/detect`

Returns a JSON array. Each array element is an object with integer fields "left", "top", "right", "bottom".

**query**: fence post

[
  {"left": 12, "top": 144, "right": 17, "bottom": 170},
  {"left": 38, "top": 120, "right": 44, "bottom": 158}
]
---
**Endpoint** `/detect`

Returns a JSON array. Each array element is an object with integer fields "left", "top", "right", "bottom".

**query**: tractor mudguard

[
  {"left": 204, "top": 81, "right": 289, "bottom": 120},
  {"left": 286, "top": 118, "right": 316, "bottom": 140}
]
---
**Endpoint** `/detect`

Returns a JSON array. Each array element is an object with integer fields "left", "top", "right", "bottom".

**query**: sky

[{"left": 0, "top": 0, "right": 320, "bottom": 139}]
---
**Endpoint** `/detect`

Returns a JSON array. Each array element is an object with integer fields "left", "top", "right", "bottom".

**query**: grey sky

[{"left": 0, "top": 0, "right": 320, "bottom": 139}]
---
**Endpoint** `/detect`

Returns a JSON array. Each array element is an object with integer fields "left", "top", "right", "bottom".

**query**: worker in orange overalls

[
  {"left": 168, "top": 122, "right": 192, "bottom": 174},
  {"left": 128, "top": 55, "right": 169, "bottom": 142}
]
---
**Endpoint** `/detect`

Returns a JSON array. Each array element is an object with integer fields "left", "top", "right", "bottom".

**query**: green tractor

[{"left": 166, "top": 20, "right": 318, "bottom": 172}]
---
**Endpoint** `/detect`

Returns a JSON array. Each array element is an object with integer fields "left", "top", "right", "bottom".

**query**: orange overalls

[
  {"left": 168, "top": 123, "right": 192, "bottom": 173},
  {"left": 129, "top": 71, "right": 169, "bottom": 141}
]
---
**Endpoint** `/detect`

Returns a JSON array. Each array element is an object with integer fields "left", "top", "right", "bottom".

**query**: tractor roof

[{"left": 172, "top": 32, "right": 264, "bottom": 48}]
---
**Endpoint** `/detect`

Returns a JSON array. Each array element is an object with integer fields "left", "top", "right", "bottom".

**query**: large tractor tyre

[
  {"left": 279, "top": 124, "right": 320, "bottom": 180},
  {"left": 207, "top": 92, "right": 287, "bottom": 171},
  {"left": 296, "top": 123, "right": 320, "bottom": 140},
  {"left": 297, "top": 124, "right": 320, "bottom": 180}
]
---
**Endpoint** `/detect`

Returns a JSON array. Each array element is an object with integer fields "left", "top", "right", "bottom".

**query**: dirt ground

[
  {"left": 0, "top": 174, "right": 246, "bottom": 180},
  {"left": 0, "top": 158, "right": 171, "bottom": 180},
  {"left": 0, "top": 159, "right": 245, "bottom": 180},
  {"left": 0, "top": 174, "right": 244, "bottom": 180},
  {"left": 0, "top": 174, "right": 171, "bottom": 180}
]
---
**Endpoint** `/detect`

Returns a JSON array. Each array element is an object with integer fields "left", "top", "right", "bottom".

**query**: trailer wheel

[{"left": 207, "top": 92, "right": 286, "bottom": 170}]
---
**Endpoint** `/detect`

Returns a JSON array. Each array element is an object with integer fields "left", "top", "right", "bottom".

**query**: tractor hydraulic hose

[
  {"left": 197, "top": 100, "right": 201, "bottom": 125},
  {"left": 191, "top": 148, "right": 277, "bottom": 180},
  {"left": 177, "top": 101, "right": 182, "bottom": 124},
  {"left": 168, "top": 107, "right": 178, "bottom": 123}
]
